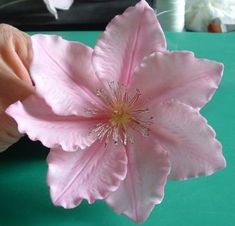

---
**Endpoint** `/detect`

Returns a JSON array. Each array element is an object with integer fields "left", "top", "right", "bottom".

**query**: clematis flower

[
  {"left": 43, "top": 0, "right": 74, "bottom": 19},
  {"left": 0, "top": 24, "right": 33, "bottom": 152},
  {"left": 7, "top": 0, "right": 226, "bottom": 222}
]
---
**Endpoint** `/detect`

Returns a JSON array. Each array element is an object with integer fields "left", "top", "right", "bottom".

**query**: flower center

[
  {"left": 90, "top": 82, "right": 153, "bottom": 145},
  {"left": 111, "top": 103, "right": 131, "bottom": 127}
]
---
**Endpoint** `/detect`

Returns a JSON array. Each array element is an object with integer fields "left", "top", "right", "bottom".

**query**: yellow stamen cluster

[{"left": 111, "top": 102, "right": 131, "bottom": 128}]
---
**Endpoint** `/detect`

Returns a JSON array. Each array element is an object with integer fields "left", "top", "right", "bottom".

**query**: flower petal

[
  {"left": 151, "top": 101, "right": 226, "bottom": 180},
  {"left": 93, "top": 0, "right": 166, "bottom": 86},
  {"left": 131, "top": 51, "right": 223, "bottom": 109},
  {"left": 47, "top": 141, "right": 127, "bottom": 208},
  {"left": 0, "top": 111, "right": 22, "bottom": 152},
  {"left": 106, "top": 132, "right": 170, "bottom": 223},
  {"left": 30, "top": 35, "right": 102, "bottom": 116},
  {"left": 6, "top": 95, "right": 98, "bottom": 151}
]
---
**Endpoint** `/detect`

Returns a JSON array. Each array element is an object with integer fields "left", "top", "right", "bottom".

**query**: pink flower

[
  {"left": 7, "top": 0, "right": 226, "bottom": 223},
  {"left": 43, "top": 0, "right": 74, "bottom": 19}
]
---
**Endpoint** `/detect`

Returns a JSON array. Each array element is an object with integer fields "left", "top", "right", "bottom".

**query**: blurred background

[
  {"left": 0, "top": 0, "right": 155, "bottom": 30},
  {"left": 0, "top": 0, "right": 234, "bottom": 32}
]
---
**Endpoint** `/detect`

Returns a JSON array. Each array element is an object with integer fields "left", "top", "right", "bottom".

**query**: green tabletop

[{"left": 1, "top": 31, "right": 235, "bottom": 226}]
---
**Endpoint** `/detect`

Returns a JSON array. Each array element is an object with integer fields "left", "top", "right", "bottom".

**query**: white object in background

[
  {"left": 156, "top": 0, "right": 186, "bottom": 32},
  {"left": 185, "top": 0, "right": 235, "bottom": 31},
  {"left": 43, "top": 0, "right": 74, "bottom": 19}
]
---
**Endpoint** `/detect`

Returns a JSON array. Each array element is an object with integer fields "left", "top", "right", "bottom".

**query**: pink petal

[
  {"left": 106, "top": 132, "right": 170, "bottom": 223},
  {"left": 0, "top": 111, "right": 22, "bottom": 152},
  {"left": 6, "top": 95, "right": 98, "bottom": 151},
  {"left": 30, "top": 35, "right": 103, "bottom": 116},
  {"left": 131, "top": 51, "right": 223, "bottom": 109},
  {"left": 47, "top": 141, "right": 127, "bottom": 208},
  {"left": 151, "top": 101, "right": 226, "bottom": 180},
  {"left": 93, "top": 0, "right": 166, "bottom": 86}
]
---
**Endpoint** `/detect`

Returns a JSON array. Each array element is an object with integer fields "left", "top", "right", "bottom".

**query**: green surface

[{"left": 1, "top": 31, "right": 235, "bottom": 226}]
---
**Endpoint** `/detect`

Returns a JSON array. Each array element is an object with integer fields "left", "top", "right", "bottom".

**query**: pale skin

[{"left": 0, "top": 24, "right": 34, "bottom": 152}]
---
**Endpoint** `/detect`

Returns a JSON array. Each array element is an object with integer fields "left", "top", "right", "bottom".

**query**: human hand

[{"left": 0, "top": 24, "right": 34, "bottom": 152}]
